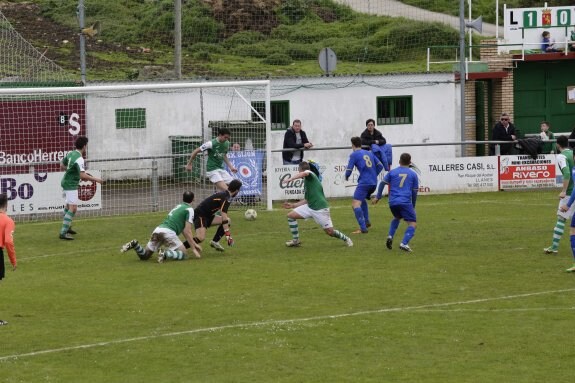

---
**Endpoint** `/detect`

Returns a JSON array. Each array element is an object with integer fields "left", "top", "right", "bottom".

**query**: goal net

[{"left": 0, "top": 80, "right": 271, "bottom": 222}]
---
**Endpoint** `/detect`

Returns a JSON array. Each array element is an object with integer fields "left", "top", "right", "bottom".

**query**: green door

[{"left": 514, "top": 60, "right": 575, "bottom": 135}]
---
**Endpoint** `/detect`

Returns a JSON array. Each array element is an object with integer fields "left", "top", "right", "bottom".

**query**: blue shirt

[
  {"left": 541, "top": 37, "right": 551, "bottom": 51},
  {"left": 383, "top": 166, "right": 419, "bottom": 206},
  {"left": 345, "top": 149, "right": 383, "bottom": 185}
]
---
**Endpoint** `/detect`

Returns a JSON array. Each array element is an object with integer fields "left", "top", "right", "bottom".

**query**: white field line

[
  {"left": 1, "top": 288, "right": 574, "bottom": 361},
  {"left": 407, "top": 307, "right": 575, "bottom": 313}
]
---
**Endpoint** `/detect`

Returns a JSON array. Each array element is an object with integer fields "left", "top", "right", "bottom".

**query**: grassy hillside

[{"left": 2, "top": 0, "right": 462, "bottom": 81}]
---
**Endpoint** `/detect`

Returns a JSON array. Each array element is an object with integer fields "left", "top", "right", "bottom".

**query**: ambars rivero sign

[
  {"left": 0, "top": 98, "right": 86, "bottom": 174},
  {"left": 499, "top": 155, "right": 558, "bottom": 190}
]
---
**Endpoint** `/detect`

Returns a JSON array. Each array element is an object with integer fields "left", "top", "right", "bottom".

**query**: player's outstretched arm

[
  {"left": 283, "top": 199, "right": 307, "bottom": 209},
  {"left": 283, "top": 171, "right": 308, "bottom": 183},
  {"left": 373, "top": 180, "right": 388, "bottom": 203},
  {"left": 183, "top": 222, "right": 201, "bottom": 258},
  {"left": 81, "top": 171, "right": 104, "bottom": 184},
  {"left": 185, "top": 147, "right": 202, "bottom": 171},
  {"left": 223, "top": 155, "right": 237, "bottom": 173}
]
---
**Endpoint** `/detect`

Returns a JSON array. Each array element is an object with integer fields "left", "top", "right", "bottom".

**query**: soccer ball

[{"left": 244, "top": 209, "right": 257, "bottom": 221}]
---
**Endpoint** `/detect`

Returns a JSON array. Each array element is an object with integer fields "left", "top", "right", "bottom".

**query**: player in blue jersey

[
  {"left": 373, "top": 152, "right": 419, "bottom": 252},
  {"left": 345, "top": 137, "right": 384, "bottom": 233},
  {"left": 558, "top": 166, "right": 575, "bottom": 272}
]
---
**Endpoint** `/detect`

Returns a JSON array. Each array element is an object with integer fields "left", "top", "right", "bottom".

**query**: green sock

[
  {"left": 134, "top": 242, "right": 146, "bottom": 257},
  {"left": 165, "top": 250, "right": 186, "bottom": 260},
  {"left": 551, "top": 217, "right": 566, "bottom": 249},
  {"left": 288, "top": 218, "right": 299, "bottom": 241},
  {"left": 332, "top": 229, "right": 350, "bottom": 242},
  {"left": 60, "top": 211, "right": 75, "bottom": 235}
]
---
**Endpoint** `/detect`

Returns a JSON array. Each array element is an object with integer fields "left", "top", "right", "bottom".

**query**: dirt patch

[{"left": 209, "top": 0, "right": 281, "bottom": 37}]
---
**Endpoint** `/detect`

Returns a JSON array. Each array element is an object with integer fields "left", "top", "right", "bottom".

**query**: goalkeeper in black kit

[{"left": 192, "top": 179, "right": 242, "bottom": 253}]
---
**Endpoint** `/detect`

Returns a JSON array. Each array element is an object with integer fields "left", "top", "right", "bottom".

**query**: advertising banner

[
  {"left": 225, "top": 150, "right": 264, "bottom": 197},
  {"left": 0, "top": 171, "right": 102, "bottom": 215},
  {"left": 269, "top": 155, "right": 502, "bottom": 200},
  {"left": 499, "top": 154, "right": 557, "bottom": 190},
  {"left": 416, "top": 157, "right": 499, "bottom": 194},
  {"left": 0, "top": 99, "right": 86, "bottom": 174}
]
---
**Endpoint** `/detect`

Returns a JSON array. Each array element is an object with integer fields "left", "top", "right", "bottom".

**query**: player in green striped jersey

[
  {"left": 282, "top": 161, "right": 353, "bottom": 248},
  {"left": 185, "top": 127, "right": 238, "bottom": 192},
  {"left": 544, "top": 135, "right": 575, "bottom": 254},
  {"left": 59, "top": 136, "right": 104, "bottom": 240},
  {"left": 120, "top": 191, "right": 202, "bottom": 262}
]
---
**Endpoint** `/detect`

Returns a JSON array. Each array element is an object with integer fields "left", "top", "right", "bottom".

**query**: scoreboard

[{"left": 503, "top": 5, "right": 574, "bottom": 52}]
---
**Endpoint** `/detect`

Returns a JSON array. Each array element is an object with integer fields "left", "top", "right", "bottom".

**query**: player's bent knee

[{"left": 324, "top": 228, "right": 334, "bottom": 236}]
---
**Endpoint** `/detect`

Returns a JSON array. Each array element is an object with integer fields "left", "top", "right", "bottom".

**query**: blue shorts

[
  {"left": 390, "top": 204, "right": 417, "bottom": 222},
  {"left": 354, "top": 184, "right": 376, "bottom": 201}
]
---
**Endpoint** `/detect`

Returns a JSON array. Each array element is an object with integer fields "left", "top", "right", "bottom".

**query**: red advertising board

[
  {"left": 0, "top": 98, "right": 86, "bottom": 174},
  {"left": 499, "top": 155, "right": 556, "bottom": 189}
]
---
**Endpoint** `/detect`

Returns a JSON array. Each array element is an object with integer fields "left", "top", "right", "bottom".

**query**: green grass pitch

[{"left": 1, "top": 190, "right": 574, "bottom": 382}]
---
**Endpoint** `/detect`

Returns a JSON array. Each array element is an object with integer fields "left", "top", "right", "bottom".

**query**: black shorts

[{"left": 194, "top": 213, "right": 215, "bottom": 230}]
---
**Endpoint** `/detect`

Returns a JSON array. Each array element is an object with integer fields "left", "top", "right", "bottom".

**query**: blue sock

[
  {"left": 361, "top": 200, "right": 370, "bottom": 226},
  {"left": 402, "top": 226, "right": 416, "bottom": 245},
  {"left": 388, "top": 218, "right": 400, "bottom": 238},
  {"left": 353, "top": 207, "right": 367, "bottom": 232},
  {"left": 570, "top": 235, "right": 575, "bottom": 260}
]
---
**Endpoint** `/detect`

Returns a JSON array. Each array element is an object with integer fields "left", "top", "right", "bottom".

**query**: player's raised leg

[{"left": 120, "top": 239, "right": 153, "bottom": 260}]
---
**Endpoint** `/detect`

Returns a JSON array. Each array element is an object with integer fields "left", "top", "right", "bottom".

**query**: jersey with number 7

[{"left": 383, "top": 167, "right": 419, "bottom": 206}]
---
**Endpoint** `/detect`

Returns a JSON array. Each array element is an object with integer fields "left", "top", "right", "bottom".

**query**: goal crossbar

[{"left": 0, "top": 80, "right": 271, "bottom": 95}]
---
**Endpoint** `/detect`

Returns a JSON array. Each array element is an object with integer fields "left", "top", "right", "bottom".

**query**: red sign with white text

[
  {"left": 499, "top": 155, "right": 556, "bottom": 189},
  {"left": 0, "top": 98, "right": 86, "bottom": 174}
]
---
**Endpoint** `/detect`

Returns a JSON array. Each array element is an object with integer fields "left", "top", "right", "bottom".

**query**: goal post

[{"left": 0, "top": 80, "right": 272, "bottom": 221}]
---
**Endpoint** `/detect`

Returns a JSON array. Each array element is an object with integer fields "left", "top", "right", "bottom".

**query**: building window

[
  {"left": 115, "top": 108, "right": 146, "bottom": 129},
  {"left": 376, "top": 96, "right": 412, "bottom": 125},
  {"left": 251, "top": 100, "right": 290, "bottom": 130}
]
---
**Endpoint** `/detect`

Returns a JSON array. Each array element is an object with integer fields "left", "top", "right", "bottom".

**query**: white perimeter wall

[{"left": 86, "top": 73, "right": 458, "bottom": 176}]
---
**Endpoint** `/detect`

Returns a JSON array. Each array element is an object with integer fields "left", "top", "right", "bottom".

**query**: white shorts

[
  {"left": 206, "top": 169, "right": 234, "bottom": 185},
  {"left": 147, "top": 227, "right": 182, "bottom": 252},
  {"left": 63, "top": 190, "right": 79, "bottom": 205},
  {"left": 558, "top": 196, "right": 575, "bottom": 220},
  {"left": 293, "top": 204, "right": 333, "bottom": 229}
]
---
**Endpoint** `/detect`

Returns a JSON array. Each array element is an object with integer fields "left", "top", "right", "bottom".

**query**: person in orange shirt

[{"left": 0, "top": 193, "right": 17, "bottom": 326}]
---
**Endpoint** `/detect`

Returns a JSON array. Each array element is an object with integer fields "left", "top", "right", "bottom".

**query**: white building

[{"left": 86, "top": 73, "right": 459, "bottom": 172}]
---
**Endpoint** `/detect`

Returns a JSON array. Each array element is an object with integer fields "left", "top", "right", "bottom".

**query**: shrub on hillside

[
  {"left": 261, "top": 53, "right": 293, "bottom": 65},
  {"left": 284, "top": 42, "right": 317, "bottom": 60},
  {"left": 232, "top": 42, "right": 285, "bottom": 59},
  {"left": 188, "top": 43, "right": 225, "bottom": 55},
  {"left": 223, "top": 31, "right": 266, "bottom": 48},
  {"left": 387, "top": 22, "right": 459, "bottom": 51},
  {"left": 271, "top": 22, "right": 344, "bottom": 43}
]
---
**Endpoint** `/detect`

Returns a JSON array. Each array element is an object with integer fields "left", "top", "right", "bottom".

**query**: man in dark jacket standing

[
  {"left": 490, "top": 113, "right": 517, "bottom": 155},
  {"left": 283, "top": 119, "right": 313, "bottom": 165}
]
